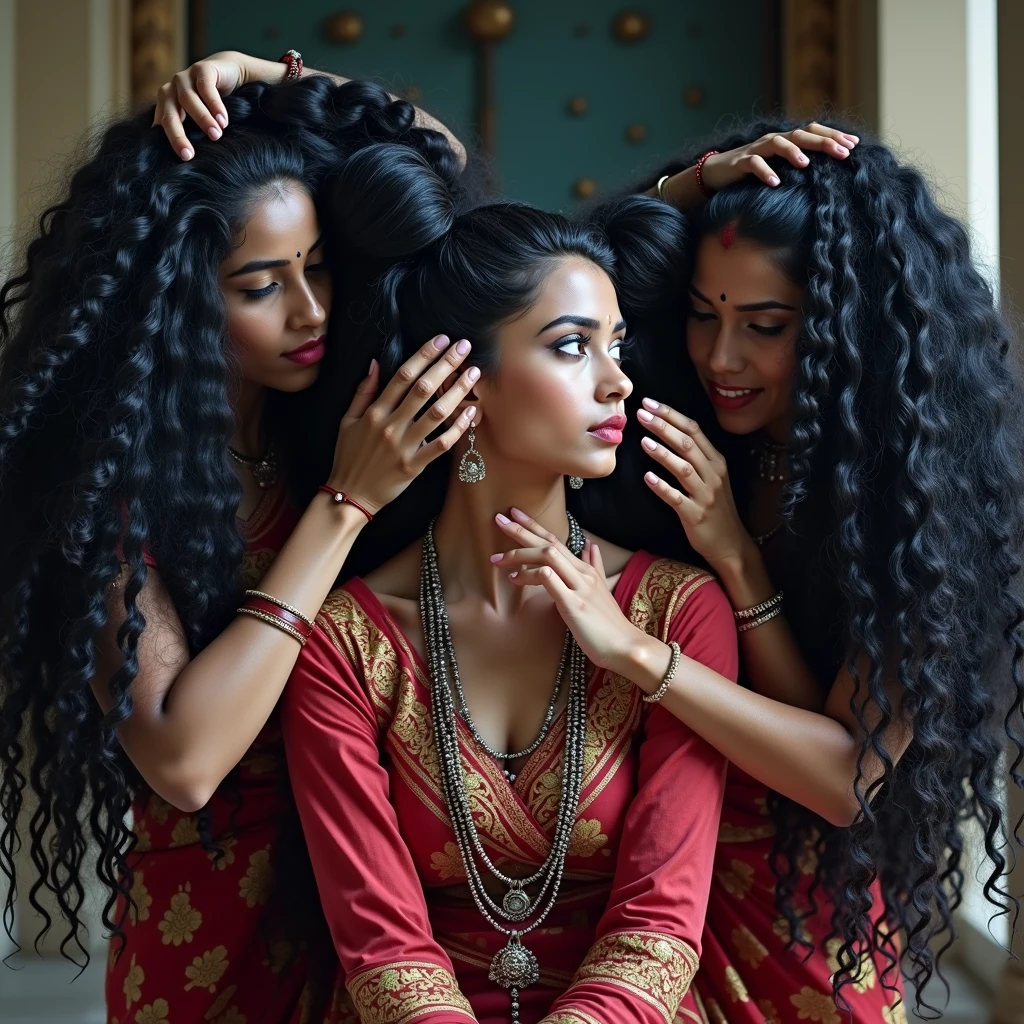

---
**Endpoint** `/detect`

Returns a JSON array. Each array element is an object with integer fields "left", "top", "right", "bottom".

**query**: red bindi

[{"left": 720, "top": 223, "right": 737, "bottom": 249}]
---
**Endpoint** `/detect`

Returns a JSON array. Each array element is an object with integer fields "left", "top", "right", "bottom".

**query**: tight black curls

[
  {"left": 647, "top": 121, "right": 1024, "bottom": 1009},
  {"left": 0, "top": 76, "right": 461, "bottom": 966}
]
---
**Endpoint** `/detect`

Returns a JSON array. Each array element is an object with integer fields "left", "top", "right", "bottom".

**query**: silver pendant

[
  {"left": 489, "top": 936, "right": 539, "bottom": 989},
  {"left": 251, "top": 455, "right": 278, "bottom": 489},
  {"left": 501, "top": 882, "right": 530, "bottom": 921}
]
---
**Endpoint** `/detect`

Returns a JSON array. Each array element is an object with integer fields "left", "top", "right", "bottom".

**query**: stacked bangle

[
  {"left": 643, "top": 640, "right": 682, "bottom": 704},
  {"left": 734, "top": 592, "right": 784, "bottom": 633},
  {"left": 237, "top": 589, "right": 314, "bottom": 647},
  {"left": 278, "top": 49, "right": 303, "bottom": 80}
]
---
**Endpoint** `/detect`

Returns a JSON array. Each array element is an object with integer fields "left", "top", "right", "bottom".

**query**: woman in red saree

[
  {"left": 0, "top": 73, "right": 479, "bottom": 1024},
  {"left": 524, "top": 125, "right": 1024, "bottom": 1022},
  {"left": 281, "top": 146, "right": 737, "bottom": 1024}
]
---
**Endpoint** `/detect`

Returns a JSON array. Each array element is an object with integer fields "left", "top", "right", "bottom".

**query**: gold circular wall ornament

[
  {"left": 612, "top": 10, "right": 651, "bottom": 44},
  {"left": 684, "top": 87, "right": 705, "bottom": 108},
  {"left": 324, "top": 11, "right": 365, "bottom": 44},
  {"left": 568, "top": 96, "right": 589, "bottom": 116},
  {"left": 464, "top": 1, "right": 515, "bottom": 42},
  {"left": 626, "top": 123, "right": 646, "bottom": 143},
  {"left": 574, "top": 178, "right": 597, "bottom": 199}
]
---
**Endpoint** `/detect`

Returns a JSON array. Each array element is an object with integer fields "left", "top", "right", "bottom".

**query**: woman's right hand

[{"left": 327, "top": 336, "right": 479, "bottom": 516}]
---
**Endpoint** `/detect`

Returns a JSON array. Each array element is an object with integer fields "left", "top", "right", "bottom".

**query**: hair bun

[{"left": 331, "top": 143, "right": 455, "bottom": 260}]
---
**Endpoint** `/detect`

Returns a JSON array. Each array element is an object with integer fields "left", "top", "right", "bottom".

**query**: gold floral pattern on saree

[
  {"left": 184, "top": 945, "right": 229, "bottom": 993},
  {"left": 129, "top": 871, "right": 152, "bottom": 924},
  {"left": 824, "top": 937, "right": 877, "bottom": 993},
  {"left": 758, "top": 998, "right": 782, "bottom": 1023},
  {"left": 158, "top": 885, "right": 201, "bottom": 946},
  {"left": 724, "top": 964, "right": 750, "bottom": 1002},
  {"left": 238, "top": 848, "right": 273, "bottom": 907},
  {"left": 882, "top": 1001, "right": 908, "bottom": 1024},
  {"left": 731, "top": 923, "right": 768, "bottom": 968},
  {"left": 567, "top": 818, "right": 608, "bottom": 857},
  {"left": 346, "top": 961, "right": 474, "bottom": 1024},
  {"left": 717, "top": 820, "right": 775, "bottom": 843},
  {"left": 542, "top": 1012, "right": 604, "bottom": 1024},
  {"left": 568, "top": 929, "right": 699, "bottom": 1023},
  {"left": 124, "top": 954, "right": 144, "bottom": 1009},
  {"left": 134, "top": 998, "right": 170, "bottom": 1024},
  {"left": 716, "top": 858, "right": 755, "bottom": 899},
  {"left": 429, "top": 842, "right": 464, "bottom": 881},
  {"left": 790, "top": 986, "right": 841, "bottom": 1023}
]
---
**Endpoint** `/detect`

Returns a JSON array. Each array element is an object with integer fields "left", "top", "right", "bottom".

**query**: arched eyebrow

[
  {"left": 537, "top": 315, "right": 627, "bottom": 335},
  {"left": 689, "top": 285, "right": 795, "bottom": 313},
  {"left": 227, "top": 236, "right": 323, "bottom": 277}
]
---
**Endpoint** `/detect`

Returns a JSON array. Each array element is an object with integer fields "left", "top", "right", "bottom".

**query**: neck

[
  {"left": 432, "top": 459, "right": 572, "bottom": 611},
  {"left": 230, "top": 378, "right": 268, "bottom": 455}
]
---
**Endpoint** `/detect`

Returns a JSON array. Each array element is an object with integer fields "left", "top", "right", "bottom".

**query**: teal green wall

[{"left": 201, "top": 1, "right": 769, "bottom": 210}]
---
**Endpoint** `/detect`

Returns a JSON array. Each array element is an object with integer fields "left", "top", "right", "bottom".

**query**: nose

[
  {"left": 706, "top": 323, "right": 745, "bottom": 376},
  {"left": 596, "top": 350, "right": 633, "bottom": 403},
  {"left": 288, "top": 275, "right": 328, "bottom": 332}
]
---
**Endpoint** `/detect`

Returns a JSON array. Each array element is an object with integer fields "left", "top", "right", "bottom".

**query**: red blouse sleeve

[
  {"left": 542, "top": 577, "right": 737, "bottom": 1024},
  {"left": 281, "top": 619, "right": 476, "bottom": 1024}
]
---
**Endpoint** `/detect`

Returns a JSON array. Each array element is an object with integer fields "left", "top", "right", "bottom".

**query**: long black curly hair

[
  {"left": 0, "top": 74, "right": 464, "bottom": 966},
  {"left": 632, "top": 120, "right": 1024, "bottom": 1006}
]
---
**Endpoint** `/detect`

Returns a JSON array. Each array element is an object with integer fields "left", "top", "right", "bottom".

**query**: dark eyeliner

[
  {"left": 749, "top": 324, "right": 786, "bottom": 337},
  {"left": 242, "top": 283, "right": 278, "bottom": 301}
]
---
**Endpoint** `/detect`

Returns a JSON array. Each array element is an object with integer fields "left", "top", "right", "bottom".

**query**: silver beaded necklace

[
  {"left": 420, "top": 516, "right": 588, "bottom": 1023},
  {"left": 751, "top": 435, "right": 788, "bottom": 483}
]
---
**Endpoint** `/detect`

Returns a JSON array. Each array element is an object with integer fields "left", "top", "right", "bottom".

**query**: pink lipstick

[
  {"left": 283, "top": 335, "right": 326, "bottom": 365},
  {"left": 588, "top": 413, "right": 628, "bottom": 445}
]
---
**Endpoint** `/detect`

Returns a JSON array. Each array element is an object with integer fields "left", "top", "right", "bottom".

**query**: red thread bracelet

[
  {"left": 318, "top": 485, "right": 374, "bottom": 522},
  {"left": 695, "top": 150, "right": 720, "bottom": 199}
]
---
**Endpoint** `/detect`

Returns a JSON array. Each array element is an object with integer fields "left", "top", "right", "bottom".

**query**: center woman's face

[
  {"left": 474, "top": 257, "right": 633, "bottom": 482},
  {"left": 219, "top": 181, "right": 333, "bottom": 393}
]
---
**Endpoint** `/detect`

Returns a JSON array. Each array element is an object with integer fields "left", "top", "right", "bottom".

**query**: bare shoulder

[{"left": 360, "top": 539, "right": 422, "bottom": 609}]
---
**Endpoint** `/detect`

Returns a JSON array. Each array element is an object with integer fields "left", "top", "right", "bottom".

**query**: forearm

[
  {"left": 709, "top": 542, "right": 823, "bottom": 711},
  {"left": 238, "top": 52, "right": 467, "bottom": 166},
  {"left": 120, "top": 495, "right": 367, "bottom": 809},
  {"left": 617, "top": 633, "right": 863, "bottom": 826},
  {"left": 645, "top": 165, "right": 705, "bottom": 210}
]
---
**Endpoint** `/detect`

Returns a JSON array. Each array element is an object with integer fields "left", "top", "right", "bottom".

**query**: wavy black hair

[
  {"left": 308, "top": 142, "right": 689, "bottom": 575},
  {"left": 637, "top": 121, "right": 1024, "bottom": 1007},
  {"left": 0, "top": 75, "right": 463, "bottom": 966}
]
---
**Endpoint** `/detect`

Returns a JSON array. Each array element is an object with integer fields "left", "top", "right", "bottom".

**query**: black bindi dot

[
  {"left": 296, "top": 251, "right": 302, "bottom": 258},
  {"left": 720, "top": 293, "right": 727, "bottom": 302}
]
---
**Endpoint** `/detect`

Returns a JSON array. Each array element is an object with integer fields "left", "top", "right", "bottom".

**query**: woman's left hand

[
  {"left": 638, "top": 400, "right": 753, "bottom": 567},
  {"left": 492, "top": 509, "right": 645, "bottom": 673},
  {"left": 701, "top": 123, "right": 859, "bottom": 192}
]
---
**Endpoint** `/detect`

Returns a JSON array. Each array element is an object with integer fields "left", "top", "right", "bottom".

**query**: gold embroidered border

[
  {"left": 569, "top": 930, "right": 700, "bottom": 1024},
  {"left": 346, "top": 960, "right": 474, "bottom": 1024},
  {"left": 543, "top": 1012, "right": 605, "bottom": 1024}
]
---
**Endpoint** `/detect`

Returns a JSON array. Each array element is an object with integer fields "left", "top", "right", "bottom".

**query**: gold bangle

[
  {"left": 237, "top": 606, "right": 307, "bottom": 646},
  {"left": 643, "top": 640, "right": 681, "bottom": 704},
  {"left": 243, "top": 590, "right": 314, "bottom": 629},
  {"left": 737, "top": 603, "right": 784, "bottom": 633},
  {"left": 734, "top": 591, "right": 783, "bottom": 622},
  {"left": 655, "top": 174, "right": 671, "bottom": 202}
]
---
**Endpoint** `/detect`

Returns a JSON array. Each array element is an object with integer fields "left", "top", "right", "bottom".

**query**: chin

[{"left": 267, "top": 365, "right": 322, "bottom": 393}]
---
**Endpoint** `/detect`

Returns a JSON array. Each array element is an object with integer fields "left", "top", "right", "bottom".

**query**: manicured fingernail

[
  {"left": 433, "top": 335, "right": 450, "bottom": 349},
  {"left": 456, "top": 339, "right": 471, "bottom": 355},
  {"left": 797, "top": 155, "right": 808, "bottom": 165},
  {"left": 844, "top": 134, "right": 859, "bottom": 144},
  {"left": 216, "top": 113, "right": 228, "bottom": 128},
  {"left": 645, "top": 472, "right": 658, "bottom": 484},
  {"left": 509, "top": 572, "right": 518, "bottom": 579},
  {"left": 769, "top": 175, "right": 780, "bottom": 186},
  {"left": 510, "top": 507, "right": 526, "bottom": 520},
  {"left": 637, "top": 409, "right": 654, "bottom": 422},
  {"left": 642, "top": 398, "right": 659, "bottom": 411},
  {"left": 490, "top": 553, "right": 503, "bottom": 562},
  {"left": 836, "top": 145, "right": 849, "bottom": 156},
  {"left": 642, "top": 437, "right": 657, "bottom": 451},
  {"left": 467, "top": 366, "right": 480, "bottom": 382},
  {"left": 369, "top": 358, "right": 378, "bottom": 373},
  {"left": 208, "top": 126, "right": 222, "bottom": 140},
  {"left": 180, "top": 147, "right": 193, "bottom": 160},
  {"left": 496, "top": 513, "right": 511, "bottom": 525},
  {"left": 465, "top": 405, "right": 477, "bottom": 420}
]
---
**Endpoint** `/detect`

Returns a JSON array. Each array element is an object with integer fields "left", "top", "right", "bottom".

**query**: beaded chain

[{"left": 419, "top": 516, "right": 588, "bottom": 1023}]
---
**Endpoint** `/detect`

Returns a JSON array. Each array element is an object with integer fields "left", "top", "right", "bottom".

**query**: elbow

[
  {"left": 819, "top": 790, "right": 864, "bottom": 829},
  {"left": 144, "top": 767, "right": 224, "bottom": 814}
]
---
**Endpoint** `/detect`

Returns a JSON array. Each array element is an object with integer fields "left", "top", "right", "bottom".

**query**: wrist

[
  {"left": 608, "top": 630, "right": 668, "bottom": 694},
  {"left": 312, "top": 489, "right": 371, "bottom": 534}
]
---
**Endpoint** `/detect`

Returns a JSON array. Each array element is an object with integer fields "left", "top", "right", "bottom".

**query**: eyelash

[
  {"left": 242, "top": 262, "right": 328, "bottom": 301},
  {"left": 688, "top": 309, "right": 786, "bottom": 337},
  {"left": 551, "top": 334, "right": 629, "bottom": 361}
]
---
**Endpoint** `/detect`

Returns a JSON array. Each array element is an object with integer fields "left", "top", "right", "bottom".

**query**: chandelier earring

[{"left": 458, "top": 423, "right": 487, "bottom": 484}]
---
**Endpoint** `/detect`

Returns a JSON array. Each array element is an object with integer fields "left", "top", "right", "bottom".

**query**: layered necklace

[
  {"left": 420, "top": 515, "right": 588, "bottom": 1022},
  {"left": 227, "top": 443, "right": 278, "bottom": 489},
  {"left": 750, "top": 435, "right": 789, "bottom": 546}
]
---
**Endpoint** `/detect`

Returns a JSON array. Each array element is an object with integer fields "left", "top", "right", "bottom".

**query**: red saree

[
  {"left": 282, "top": 550, "right": 738, "bottom": 1024},
  {"left": 105, "top": 485, "right": 316, "bottom": 1024},
  {"left": 692, "top": 769, "right": 906, "bottom": 1024}
]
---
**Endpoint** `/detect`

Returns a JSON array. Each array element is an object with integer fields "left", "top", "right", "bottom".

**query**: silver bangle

[
  {"left": 734, "top": 591, "right": 783, "bottom": 622},
  {"left": 737, "top": 603, "right": 784, "bottom": 633},
  {"left": 655, "top": 174, "right": 671, "bottom": 202},
  {"left": 643, "top": 640, "right": 681, "bottom": 704}
]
